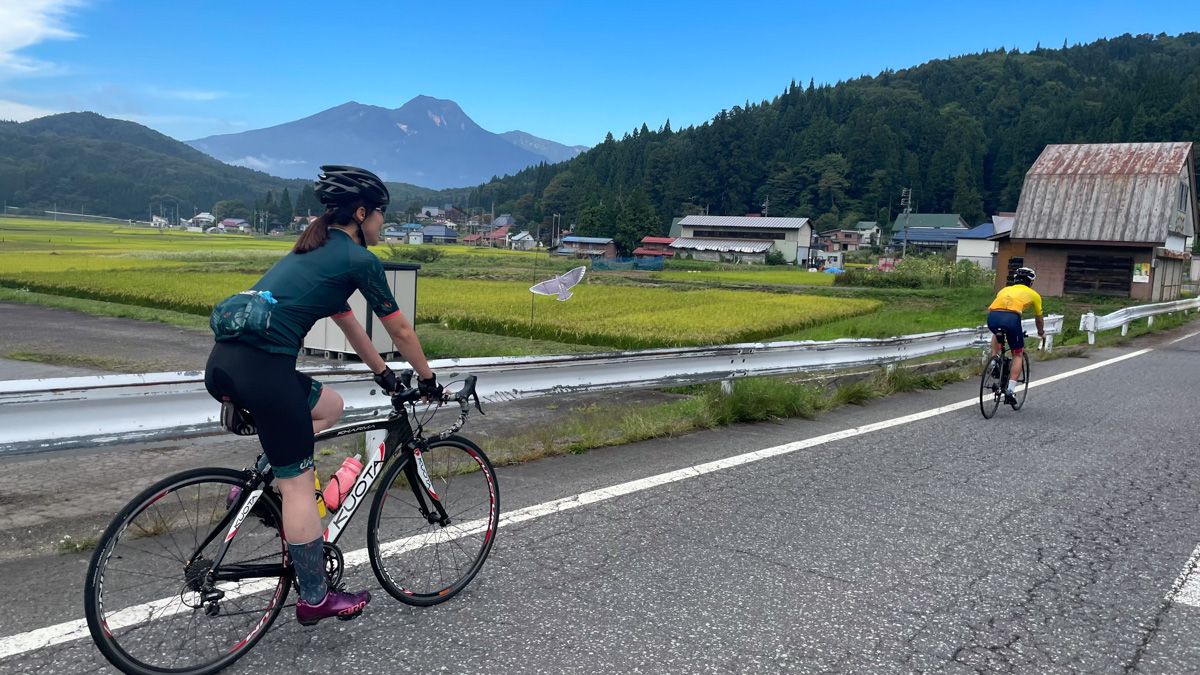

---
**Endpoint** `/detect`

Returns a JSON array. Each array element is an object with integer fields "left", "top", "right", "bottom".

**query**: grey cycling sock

[{"left": 287, "top": 538, "right": 328, "bottom": 605}]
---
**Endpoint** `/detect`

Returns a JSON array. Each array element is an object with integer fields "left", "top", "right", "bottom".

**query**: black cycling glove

[
  {"left": 373, "top": 366, "right": 400, "bottom": 394},
  {"left": 418, "top": 374, "right": 443, "bottom": 400}
]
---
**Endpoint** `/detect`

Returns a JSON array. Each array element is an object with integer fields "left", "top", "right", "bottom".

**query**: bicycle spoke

[{"left": 87, "top": 470, "right": 288, "bottom": 675}]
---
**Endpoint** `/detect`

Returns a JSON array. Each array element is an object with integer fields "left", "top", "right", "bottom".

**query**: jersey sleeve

[
  {"left": 352, "top": 254, "right": 402, "bottom": 320},
  {"left": 1031, "top": 290, "right": 1043, "bottom": 316}
]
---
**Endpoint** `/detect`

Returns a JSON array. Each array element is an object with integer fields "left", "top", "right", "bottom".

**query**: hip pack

[{"left": 210, "top": 290, "right": 278, "bottom": 341}]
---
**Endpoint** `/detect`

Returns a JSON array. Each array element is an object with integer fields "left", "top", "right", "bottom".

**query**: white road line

[
  {"left": 1167, "top": 543, "right": 1200, "bottom": 608},
  {"left": 1161, "top": 330, "right": 1200, "bottom": 608},
  {"left": 0, "top": 342, "right": 1177, "bottom": 660}
]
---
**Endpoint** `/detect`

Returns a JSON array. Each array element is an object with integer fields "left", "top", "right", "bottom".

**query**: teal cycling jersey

[{"left": 235, "top": 229, "right": 401, "bottom": 355}]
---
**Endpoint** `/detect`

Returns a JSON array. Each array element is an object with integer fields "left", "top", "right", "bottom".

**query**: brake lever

[{"left": 471, "top": 389, "right": 485, "bottom": 416}]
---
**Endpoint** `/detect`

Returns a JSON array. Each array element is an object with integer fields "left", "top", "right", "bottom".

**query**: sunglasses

[{"left": 376, "top": 205, "right": 387, "bottom": 214}]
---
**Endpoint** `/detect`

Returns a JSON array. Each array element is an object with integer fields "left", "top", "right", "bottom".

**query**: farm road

[{"left": 1, "top": 325, "right": 1200, "bottom": 673}]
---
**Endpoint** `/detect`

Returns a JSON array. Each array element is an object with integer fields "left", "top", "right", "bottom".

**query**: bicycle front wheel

[
  {"left": 980, "top": 355, "right": 1002, "bottom": 419},
  {"left": 1011, "top": 355, "right": 1030, "bottom": 410},
  {"left": 368, "top": 436, "right": 499, "bottom": 606},
  {"left": 84, "top": 468, "right": 289, "bottom": 675}
]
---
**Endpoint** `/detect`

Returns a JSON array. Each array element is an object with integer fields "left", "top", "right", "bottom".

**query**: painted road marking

[{"left": 0, "top": 339, "right": 1187, "bottom": 660}]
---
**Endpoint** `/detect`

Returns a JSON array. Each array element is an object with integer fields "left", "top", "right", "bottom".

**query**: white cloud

[
  {"left": 0, "top": 0, "right": 85, "bottom": 77},
  {"left": 0, "top": 98, "right": 57, "bottom": 121}
]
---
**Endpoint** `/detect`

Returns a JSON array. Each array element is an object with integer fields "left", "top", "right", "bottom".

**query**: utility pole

[
  {"left": 762, "top": 195, "right": 770, "bottom": 218},
  {"left": 899, "top": 188, "right": 913, "bottom": 258}
]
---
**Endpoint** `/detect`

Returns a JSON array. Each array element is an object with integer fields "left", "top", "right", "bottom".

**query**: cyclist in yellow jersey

[{"left": 986, "top": 267, "right": 1045, "bottom": 404}]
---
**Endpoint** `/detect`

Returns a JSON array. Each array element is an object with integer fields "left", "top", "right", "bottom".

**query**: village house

[
  {"left": 995, "top": 142, "right": 1196, "bottom": 301},
  {"left": 559, "top": 236, "right": 616, "bottom": 258},
  {"left": 510, "top": 231, "right": 536, "bottom": 250},
  {"left": 955, "top": 213, "right": 1013, "bottom": 268},
  {"left": 854, "top": 221, "right": 882, "bottom": 247},
  {"left": 420, "top": 224, "right": 458, "bottom": 245},
  {"left": 670, "top": 215, "right": 811, "bottom": 264},
  {"left": 633, "top": 236, "right": 676, "bottom": 258},
  {"left": 818, "top": 229, "right": 863, "bottom": 252}
]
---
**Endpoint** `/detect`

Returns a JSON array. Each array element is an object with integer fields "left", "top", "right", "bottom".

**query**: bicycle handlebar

[{"left": 388, "top": 371, "right": 484, "bottom": 440}]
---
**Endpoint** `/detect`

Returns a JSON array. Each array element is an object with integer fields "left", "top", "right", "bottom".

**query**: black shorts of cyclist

[
  {"left": 204, "top": 340, "right": 324, "bottom": 479},
  {"left": 986, "top": 310, "right": 1025, "bottom": 353}
]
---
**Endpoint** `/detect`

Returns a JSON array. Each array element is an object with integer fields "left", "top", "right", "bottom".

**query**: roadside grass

[
  {"left": 479, "top": 364, "right": 973, "bottom": 466},
  {"left": 57, "top": 535, "right": 99, "bottom": 555},
  {"left": 4, "top": 351, "right": 170, "bottom": 373},
  {"left": 0, "top": 286, "right": 208, "bottom": 329}
]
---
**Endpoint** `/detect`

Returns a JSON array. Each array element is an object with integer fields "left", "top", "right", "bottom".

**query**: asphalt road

[{"left": 2, "top": 327, "right": 1200, "bottom": 674}]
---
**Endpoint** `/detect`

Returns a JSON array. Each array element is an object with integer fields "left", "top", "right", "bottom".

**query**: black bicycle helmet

[
  {"left": 314, "top": 165, "right": 390, "bottom": 208},
  {"left": 1013, "top": 267, "right": 1036, "bottom": 285}
]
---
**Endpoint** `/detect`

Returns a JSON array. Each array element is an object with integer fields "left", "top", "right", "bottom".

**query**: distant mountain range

[
  {"left": 187, "top": 96, "right": 589, "bottom": 190},
  {"left": 499, "top": 130, "right": 589, "bottom": 164},
  {"left": 0, "top": 112, "right": 450, "bottom": 221}
]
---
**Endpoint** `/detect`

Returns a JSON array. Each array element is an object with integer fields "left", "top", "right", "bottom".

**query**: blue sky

[{"left": 1, "top": 0, "right": 1197, "bottom": 147}]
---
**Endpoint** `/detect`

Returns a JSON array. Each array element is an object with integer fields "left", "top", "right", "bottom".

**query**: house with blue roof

[
  {"left": 888, "top": 226, "right": 963, "bottom": 254},
  {"left": 955, "top": 214, "right": 1013, "bottom": 268}
]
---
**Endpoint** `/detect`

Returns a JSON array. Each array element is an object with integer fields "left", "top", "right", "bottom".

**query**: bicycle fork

[{"left": 403, "top": 443, "right": 452, "bottom": 526}]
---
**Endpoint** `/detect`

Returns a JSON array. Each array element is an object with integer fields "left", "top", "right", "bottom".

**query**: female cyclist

[{"left": 204, "top": 165, "right": 441, "bottom": 625}]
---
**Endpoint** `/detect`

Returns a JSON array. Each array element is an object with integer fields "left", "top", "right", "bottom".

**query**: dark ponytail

[{"left": 293, "top": 199, "right": 369, "bottom": 253}]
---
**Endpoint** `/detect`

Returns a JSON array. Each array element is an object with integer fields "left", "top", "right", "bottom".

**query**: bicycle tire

[
  {"left": 980, "top": 355, "right": 1002, "bottom": 419},
  {"left": 85, "top": 468, "right": 289, "bottom": 675},
  {"left": 1011, "top": 355, "right": 1030, "bottom": 410},
  {"left": 367, "top": 435, "right": 499, "bottom": 606}
]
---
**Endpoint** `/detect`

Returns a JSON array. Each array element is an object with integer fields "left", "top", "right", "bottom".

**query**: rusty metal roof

[{"left": 1012, "top": 142, "right": 1196, "bottom": 243}]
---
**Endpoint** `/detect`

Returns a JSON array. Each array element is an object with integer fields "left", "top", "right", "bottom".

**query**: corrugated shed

[
  {"left": 679, "top": 215, "right": 810, "bottom": 230},
  {"left": 563, "top": 236, "right": 614, "bottom": 244},
  {"left": 670, "top": 238, "right": 773, "bottom": 253},
  {"left": 1012, "top": 142, "right": 1195, "bottom": 243}
]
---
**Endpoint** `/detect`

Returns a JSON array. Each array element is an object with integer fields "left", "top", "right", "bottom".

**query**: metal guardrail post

[{"left": 1079, "top": 311, "right": 1097, "bottom": 345}]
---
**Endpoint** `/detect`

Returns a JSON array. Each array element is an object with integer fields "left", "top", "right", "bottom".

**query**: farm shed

[
  {"left": 672, "top": 215, "right": 811, "bottom": 264},
  {"left": 995, "top": 142, "right": 1197, "bottom": 301}
]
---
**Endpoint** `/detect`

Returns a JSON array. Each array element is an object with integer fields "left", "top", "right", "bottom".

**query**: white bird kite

[{"left": 530, "top": 266, "right": 586, "bottom": 301}]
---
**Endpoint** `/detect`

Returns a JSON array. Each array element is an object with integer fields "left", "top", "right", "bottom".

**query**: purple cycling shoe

[{"left": 296, "top": 588, "right": 371, "bottom": 626}]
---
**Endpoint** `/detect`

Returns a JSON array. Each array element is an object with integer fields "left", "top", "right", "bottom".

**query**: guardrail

[
  {"left": 0, "top": 315, "right": 1061, "bottom": 456},
  {"left": 1078, "top": 297, "right": 1200, "bottom": 344}
]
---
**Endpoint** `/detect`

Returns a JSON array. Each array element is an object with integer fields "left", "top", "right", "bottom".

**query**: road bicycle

[
  {"left": 84, "top": 374, "right": 498, "bottom": 675},
  {"left": 979, "top": 329, "right": 1030, "bottom": 419}
]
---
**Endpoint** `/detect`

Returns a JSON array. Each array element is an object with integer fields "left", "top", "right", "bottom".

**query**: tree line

[{"left": 441, "top": 33, "right": 1200, "bottom": 253}]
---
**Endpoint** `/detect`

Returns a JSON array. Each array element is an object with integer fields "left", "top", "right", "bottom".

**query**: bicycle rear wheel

[
  {"left": 368, "top": 435, "right": 499, "bottom": 606},
  {"left": 84, "top": 468, "right": 289, "bottom": 675},
  {"left": 1011, "top": 355, "right": 1030, "bottom": 410},
  {"left": 980, "top": 355, "right": 1003, "bottom": 419}
]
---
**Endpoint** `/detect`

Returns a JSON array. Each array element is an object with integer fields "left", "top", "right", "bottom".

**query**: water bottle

[{"left": 322, "top": 455, "right": 364, "bottom": 510}]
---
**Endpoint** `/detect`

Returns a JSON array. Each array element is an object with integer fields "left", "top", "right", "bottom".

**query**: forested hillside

[
  {"left": 0, "top": 113, "right": 444, "bottom": 221},
  {"left": 458, "top": 33, "right": 1200, "bottom": 246}
]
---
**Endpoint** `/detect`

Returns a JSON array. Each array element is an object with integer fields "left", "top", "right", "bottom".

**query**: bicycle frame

[{"left": 194, "top": 412, "right": 441, "bottom": 585}]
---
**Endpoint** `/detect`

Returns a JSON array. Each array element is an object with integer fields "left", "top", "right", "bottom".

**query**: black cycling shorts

[
  {"left": 986, "top": 310, "right": 1025, "bottom": 352},
  {"left": 204, "top": 340, "right": 323, "bottom": 475}
]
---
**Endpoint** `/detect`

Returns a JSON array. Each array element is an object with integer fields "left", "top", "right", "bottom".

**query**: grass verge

[
  {"left": 480, "top": 365, "right": 973, "bottom": 465},
  {"left": 0, "top": 286, "right": 208, "bottom": 329},
  {"left": 5, "top": 350, "right": 168, "bottom": 373}
]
